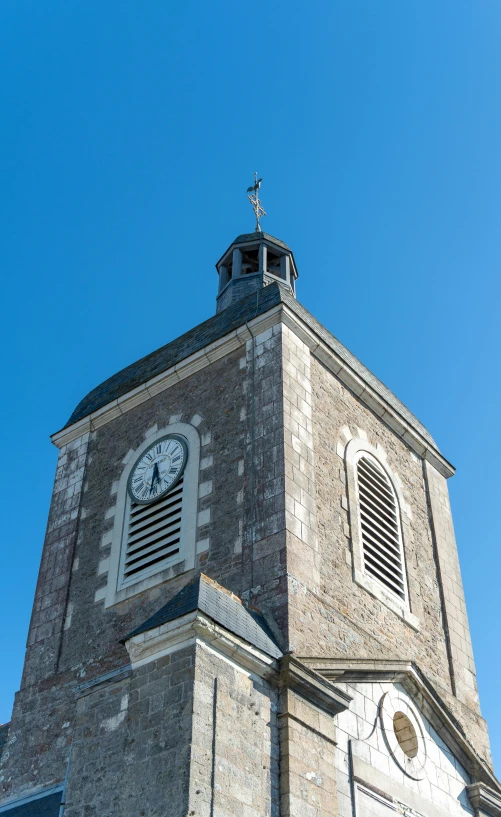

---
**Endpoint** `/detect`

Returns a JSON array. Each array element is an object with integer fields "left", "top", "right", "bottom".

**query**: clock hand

[{"left": 150, "top": 462, "right": 160, "bottom": 493}]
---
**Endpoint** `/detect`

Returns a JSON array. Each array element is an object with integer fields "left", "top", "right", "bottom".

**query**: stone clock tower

[{"left": 0, "top": 225, "right": 500, "bottom": 817}]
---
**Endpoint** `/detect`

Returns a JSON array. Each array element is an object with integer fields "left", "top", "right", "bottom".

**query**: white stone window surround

[
  {"left": 337, "top": 679, "right": 476, "bottom": 817},
  {"left": 103, "top": 422, "right": 200, "bottom": 608},
  {"left": 379, "top": 689, "right": 427, "bottom": 780},
  {"left": 345, "top": 437, "right": 419, "bottom": 631}
]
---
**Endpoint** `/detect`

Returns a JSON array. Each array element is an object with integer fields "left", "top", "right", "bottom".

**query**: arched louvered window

[{"left": 355, "top": 453, "right": 406, "bottom": 601}]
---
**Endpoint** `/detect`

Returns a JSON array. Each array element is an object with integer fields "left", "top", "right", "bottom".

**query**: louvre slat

[
  {"left": 362, "top": 538, "right": 404, "bottom": 576},
  {"left": 359, "top": 485, "right": 399, "bottom": 529},
  {"left": 125, "top": 539, "right": 181, "bottom": 572},
  {"left": 129, "top": 496, "right": 182, "bottom": 531},
  {"left": 364, "top": 555, "right": 404, "bottom": 591},
  {"left": 364, "top": 543, "right": 403, "bottom": 586},
  {"left": 358, "top": 476, "right": 398, "bottom": 517},
  {"left": 359, "top": 454, "right": 390, "bottom": 483},
  {"left": 129, "top": 501, "right": 182, "bottom": 531},
  {"left": 360, "top": 524, "right": 401, "bottom": 559},
  {"left": 365, "top": 560, "right": 404, "bottom": 595},
  {"left": 124, "top": 547, "right": 180, "bottom": 577},
  {"left": 126, "top": 524, "right": 182, "bottom": 557},
  {"left": 358, "top": 462, "right": 394, "bottom": 503},
  {"left": 359, "top": 465, "right": 395, "bottom": 504},
  {"left": 129, "top": 483, "right": 183, "bottom": 520},
  {"left": 360, "top": 507, "right": 400, "bottom": 546},
  {"left": 357, "top": 454, "right": 406, "bottom": 601},
  {"left": 127, "top": 510, "right": 182, "bottom": 545},
  {"left": 359, "top": 478, "right": 397, "bottom": 517}
]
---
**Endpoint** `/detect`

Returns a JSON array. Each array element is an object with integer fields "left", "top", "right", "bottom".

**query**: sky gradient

[{"left": 1, "top": 0, "right": 500, "bottom": 771}]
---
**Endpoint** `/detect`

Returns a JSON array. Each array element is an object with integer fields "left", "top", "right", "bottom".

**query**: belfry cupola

[
  {"left": 215, "top": 231, "right": 298, "bottom": 313},
  {"left": 215, "top": 173, "right": 298, "bottom": 313}
]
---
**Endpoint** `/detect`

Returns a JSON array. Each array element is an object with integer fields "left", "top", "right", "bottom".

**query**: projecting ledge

[
  {"left": 467, "top": 783, "right": 501, "bottom": 817},
  {"left": 279, "top": 654, "right": 352, "bottom": 716}
]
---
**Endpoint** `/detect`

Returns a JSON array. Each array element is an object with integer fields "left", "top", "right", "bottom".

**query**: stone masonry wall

[
  {"left": 0, "top": 670, "right": 74, "bottom": 799},
  {"left": 0, "top": 433, "right": 89, "bottom": 800},
  {"left": 23, "top": 432, "right": 90, "bottom": 686},
  {"left": 282, "top": 324, "right": 320, "bottom": 602},
  {"left": 425, "top": 461, "right": 479, "bottom": 712},
  {"left": 241, "top": 325, "right": 288, "bottom": 648},
  {"left": 240, "top": 322, "right": 321, "bottom": 653},
  {"left": 63, "top": 644, "right": 195, "bottom": 817},
  {"left": 1, "top": 327, "right": 295, "bottom": 802},
  {"left": 188, "top": 640, "right": 280, "bottom": 817},
  {"left": 279, "top": 688, "right": 338, "bottom": 817},
  {"left": 67, "top": 346, "right": 249, "bottom": 677},
  {"left": 306, "top": 353, "right": 448, "bottom": 668}
]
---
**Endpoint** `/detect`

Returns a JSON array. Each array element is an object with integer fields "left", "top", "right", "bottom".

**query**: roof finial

[{"left": 246, "top": 172, "right": 266, "bottom": 232}]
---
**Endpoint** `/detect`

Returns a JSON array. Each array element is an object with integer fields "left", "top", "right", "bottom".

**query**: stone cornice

[
  {"left": 467, "top": 782, "right": 501, "bottom": 816},
  {"left": 51, "top": 303, "right": 454, "bottom": 478},
  {"left": 301, "top": 657, "right": 500, "bottom": 795},
  {"left": 124, "top": 612, "right": 351, "bottom": 718},
  {"left": 280, "top": 655, "right": 352, "bottom": 716},
  {"left": 124, "top": 610, "right": 280, "bottom": 679}
]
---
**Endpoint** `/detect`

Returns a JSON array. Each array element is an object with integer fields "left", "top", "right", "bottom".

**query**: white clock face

[{"left": 127, "top": 435, "right": 188, "bottom": 504}]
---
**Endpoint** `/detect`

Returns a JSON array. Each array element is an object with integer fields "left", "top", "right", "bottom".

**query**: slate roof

[
  {"left": 122, "top": 574, "right": 283, "bottom": 660},
  {"left": 65, "top": 282, "right": 437, "bottom": 449},
  {"left": 0, "top": 792, "right": 62, "bottom": 817}
]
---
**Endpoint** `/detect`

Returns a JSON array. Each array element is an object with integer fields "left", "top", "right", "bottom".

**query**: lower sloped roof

[{"left": 122, "top": 573, "right": 283, "bottom": 660}]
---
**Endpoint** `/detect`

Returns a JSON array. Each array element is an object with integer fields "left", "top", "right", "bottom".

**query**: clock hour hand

[{"left": 150, "top": 462, "right": 160, "bottom": 493}]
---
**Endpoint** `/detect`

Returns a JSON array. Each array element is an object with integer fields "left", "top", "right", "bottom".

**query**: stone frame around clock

[
  {"left": 126, "top": 433, "right": 189, "bottom": 505},
  {"left": 103, "top": 421, "right": 201, "bottom": 609}
]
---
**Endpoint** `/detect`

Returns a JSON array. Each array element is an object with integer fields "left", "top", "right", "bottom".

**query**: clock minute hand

[{"left": 150, "top": 462, "right": 160, "bottom": 493}]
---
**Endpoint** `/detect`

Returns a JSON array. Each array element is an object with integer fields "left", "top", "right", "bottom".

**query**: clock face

[{"left": 127, "top": 435, "right": 188, "bottom": 504}]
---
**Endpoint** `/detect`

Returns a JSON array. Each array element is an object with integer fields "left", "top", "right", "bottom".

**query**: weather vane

[{"left": 247, "top": 172, "right": 266, "bottom": 232}]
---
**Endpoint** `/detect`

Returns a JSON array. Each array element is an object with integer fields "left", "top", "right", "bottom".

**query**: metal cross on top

[{"left": 246, "top": 172, "right": 266, "bottom": 232}]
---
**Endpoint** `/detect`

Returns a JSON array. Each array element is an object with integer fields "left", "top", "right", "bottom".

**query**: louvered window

[
  {"left": 356, "top": 454, "right": 406, "bottom": 601},
  {"left": 120, "top": 477, "right": 184, "bottom": 586}
]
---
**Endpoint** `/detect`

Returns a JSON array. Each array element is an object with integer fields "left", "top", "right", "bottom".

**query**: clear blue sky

[{"left": 1, "top": 0, "right": 500, "bottom": 772}]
